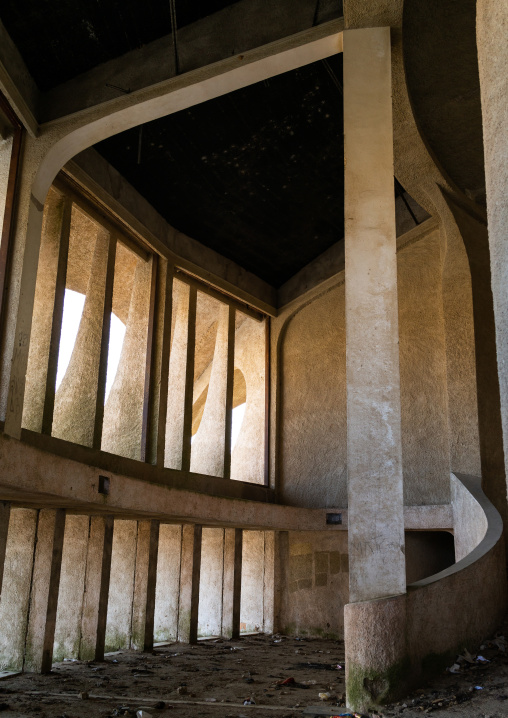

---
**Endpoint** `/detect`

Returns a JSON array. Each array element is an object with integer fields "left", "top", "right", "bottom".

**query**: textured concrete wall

[
  {"left": 279, "top": 228, "right": 465, "bottom": 509},
  {"left": 240, "top": 530, "right": 264, "bottom": 633},
  {"left": 53, "top": 514, "right": 89, "bottom": 661},
  {"left": 0, "top": 508, "right": 37, "bottom": 671},
  {"left": 105, "top": 520, "right": 137, "bottom": 652},
  {"left": 280, "top": 282, "right": 347, "bottom": 508},
  {"left": 154, "top": 524, "right": 182, "bottom": 643},
  {"left": 397, "top": 231, "right": 450, "bottom": 504},
  {"left": 281, "top": 531, "right": 348, "bottom": 638},
  {"left": 198, "top": 528, "right": 224, "bottom": 637}
]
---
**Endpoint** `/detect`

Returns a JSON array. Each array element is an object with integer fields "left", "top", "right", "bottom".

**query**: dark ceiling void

[
  {"left": 0, "top": 0, "right": 242, "bottom": 91},
  {"left": 96, "top": 55, "right": 346, "bottom": 288}
]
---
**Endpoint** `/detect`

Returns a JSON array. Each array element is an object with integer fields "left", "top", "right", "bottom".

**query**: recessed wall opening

[{"left": 405, "top": 530, "right": 456, "bottom": 584}]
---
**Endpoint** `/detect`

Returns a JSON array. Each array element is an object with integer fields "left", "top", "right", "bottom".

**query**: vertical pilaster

[
  {"left": 344, "top": 27, "right": 405, "bottom": 604},
  {"left": 177, "top": 524, "right": 201, "bottom": 644},
  {"left": 131, "top": 520, "right": 160, "bottom": 651},
  {"left": 24, "top": 509, "right": 66, "bottom": 673},
  {"left": 79, "top": 516, "right": 114, "bottom": 661},
  {"left": 262, "top": 531, "right": 275, "bottom": 634},
  {"left": 222, "top": 528, "right": 242, "bottom": 639}
]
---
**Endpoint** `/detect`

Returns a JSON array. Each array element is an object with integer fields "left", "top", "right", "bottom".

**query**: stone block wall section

[{"left": 0, "top": 508, "right": 280, "bottom": 671}]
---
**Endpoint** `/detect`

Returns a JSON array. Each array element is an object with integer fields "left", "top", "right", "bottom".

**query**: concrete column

[
  {"left": 165, "top": 282, "right": 196, "bottom": 470},
  {"left": 0, "top": 502, "right": 10, "bottom": 598},
  {"left": 53, "top": 515, "right": 89, "bottom": 661},
  {"left": 477, "top": 2, "right": 508, "bottom": 510},
  {"left": 191, "top": 304, "right": 232, "bottom": 476},
  {"left": 262, "top": 531, "right": 275, "bottom": 634},
  {"left": 105, "top": 519, "right": 137, "bottom": 652},
  {"left": 177, "top": 524, "right": 202, "bottom": 644},
  {"left": 222, "top": 528, "right": 242, "bottom": 639},
  {"left": 198, "top": 528, "right": 225, "bottom": 637},
  {"left": 344, "top": 27, "right": 405, "bottom": 604},
  {"left": 52, "top": 229, "right": 112, "bottom": 446},
  {"left": 131, "top": 520, "right": 159, "bottom": 651},
  {"left": 240, "top": 531, "right": 265, "bottom": 633},
  {"left": 80, "top": 516, "right": 114, "bottom": 661},
  {"left": 23, "top": 189, "right": 71, "bottom": 433},
  {"left": 154, "top": 524, "right": 182, "bottom": 643},
  {"left": 0, "top": 508, "right": 37, "bottom": 671},
  {"left": 25, "top": 509, "right": 66, "bottom": 673},
  {"left": 102, "top": 256, "right": 152, "bottom": 460}
]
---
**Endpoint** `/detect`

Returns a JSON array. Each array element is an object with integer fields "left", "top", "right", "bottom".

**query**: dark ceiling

[
  {"left": 96, "top": 56, "right": 345, "bottom": 287},
  {"left": 0, "top": 0, "right": 242, "bottom": 91}
]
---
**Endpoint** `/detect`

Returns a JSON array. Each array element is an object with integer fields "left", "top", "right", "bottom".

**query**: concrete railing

[{"left": 344, "top": 473, "right": 507, "bottom": 712}]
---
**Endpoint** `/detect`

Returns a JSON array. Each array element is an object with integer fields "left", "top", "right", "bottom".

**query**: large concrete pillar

[
  {"left": 198, "top": 528, "right": 224, "bottom": 638},
  {"left": 344, "top": 27, "right": 405, "bottom": 603},
  {"left": 52, "top": 229, "right": 113, "bottom": 446},
  {"left": 102, "top": 256, "right": 153, "bottom": 460},
  {"left": 25, "top": 509, "right": 66, "bottom": 673},
  {"left": 80, "top": 516, "right": 114, "bottom": 661},
  {"left": 105, "top": 519, "right": 137, "bottom": 652},
  {"left": 343, "top": 27, "right": 407, "bottom": 711},
  {"left": 23, "top": 189, "right": 71, "bottom": 433},
  {"left": 154, "top": 524, "right": 182, "bottom": 643},
  {"left": 131, "top": 520, "right": 159, "bottom": 651},
  {"left": 53, "top": 515, "right": 89, "bottom": 662},
  {"left": 0, "top": 508, "right": 37, "bottom": 671},
  {"left": 177, "top": 524, "right": 201, "bottom": 644},
  {"left": 222, "top": 528, "right": 242, "bottom": 639},
  {"left": 477, "top": 2, "right": 508, "bottom": 511},
  {"left": 191, "top": 304, "right": 234, "bottom": 477}
]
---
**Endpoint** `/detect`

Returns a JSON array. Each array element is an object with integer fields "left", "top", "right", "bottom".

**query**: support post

[
  {"left": 131, "top": 520, "right": 160, "bottom": 651},
  {"left": 343, "top": 26, "right": 407, "bottom": 711},
  {"left": 24, "top": 509, "right": 66, "bottom": 673},
  {"left": 177, "top": 524, "right": 201, "bottom": 644},
  {"left": 222, "top": 528, "right": 242, "bottom": 639},
  {"left": 79, "top": 516, "right": 114, "bottom": 661}
]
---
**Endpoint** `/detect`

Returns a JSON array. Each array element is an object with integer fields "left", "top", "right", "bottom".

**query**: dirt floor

[{"left": 0, "top": 625, "right": 507, "bottom": 718}]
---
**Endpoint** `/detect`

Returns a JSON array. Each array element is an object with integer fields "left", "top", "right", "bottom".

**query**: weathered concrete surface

[
  {"left": 178, "top": 524, "right": 201, "bottom": 644},
  {"left": 231, "top": 315, "right": 266, "bottom": 485},
  {"left": 240, "top": 530, "right": 264, "bottom": 633},
  {"left": 191, "top": 303, "right": 230, "bottom": 477},
  {"left": 23, "top": 188, "right": 68, "bottom": 433},
  {"left": 0, "top": 508, "right": 37, "bottom": 671},
  {"left": 52, "top": 227, "right": 110, "bottom": 446},
  {"left": 279, "top": 282, "right": 347, "bottom": 508},
  {"left": 79, "top": 515, "right": 113, "bottom": 661},
  {"left": 280, "top": 531, "right": 349, "bottom": 638},
  {"left": 344, "top": 27, "right": 405, "bottom": 602},
  {"left": 222, "top": 528, "right": 242, "bottom": 639},
  {"left": 0, "top": 133, "right": 13, "bottom": 229},
  {"left": 477, "top": 9, "right": 508, "bottom": 508},
  {"left": 131, "top": 520, "right": 159, "bottom": 651},
  {"left": 105, "top": 520, "right": 137, "bottom": 652},
  {"left": 102, "top": 255, "right": 152, "bottom": 460},
  {"left": 451, "top": 473, "right": 488, "bottom": 561},
  {"left": 397, "top": 231, "right": 450, "bottom": 504},
  {"left": 154, "top": 524, "right": 182, "bottom": 643},
  {"left": 344, "top": 475, "right": 507, "bottom": 711},
  {"left": 24, "top": 509, "right": 65, "bottom": 673},
  {"left": 198, "top": 528, "right": 224, "bottom": 637},
  {"left": 53, "top": 514, "right": 88, "bottom": 661}
]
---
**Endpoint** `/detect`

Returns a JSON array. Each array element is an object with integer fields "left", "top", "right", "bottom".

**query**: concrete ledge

[{"left": 344, "top": 473, "right": 507, "bottom": 712}]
